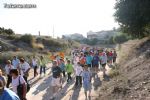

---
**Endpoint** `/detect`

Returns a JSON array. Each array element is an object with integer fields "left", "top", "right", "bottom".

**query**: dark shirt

[
  {"left": 92, "top": 55, "right": 99, "bottom": 65},
  {"left": 52, "top": 66, "right": 62, "bottom": 78}
]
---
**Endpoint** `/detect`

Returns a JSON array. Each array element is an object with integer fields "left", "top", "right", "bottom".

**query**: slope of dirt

[{"left": 98, "top": 37, "right": 150, "bottom": 100}]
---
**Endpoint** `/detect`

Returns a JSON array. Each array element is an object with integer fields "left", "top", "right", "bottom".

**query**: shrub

[
  {"left": 6, "top": 35, "right": 18, "bottom": 40},
  {"left": 19, "top": 34, "right": 33, "bottom": 44},
  {"left": 108, "top": 69, "right": 120, "bottom": 78},
  {"left": 145, "top": 50, "right": 150, "bottom": 59},
  {"left": 114, "top": 34, "right": 129, "bottom": 44},
  {"left": 0, "top": 27, "right": 14, "bottom": 35},
  {"left": 4, "top": 29, "right": 14, "bottom": 35}
]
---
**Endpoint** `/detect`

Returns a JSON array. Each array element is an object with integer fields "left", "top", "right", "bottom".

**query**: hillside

[
  {"left": 0, "top": 34, "right": 81, "bottom": 65},
  {"left": 98, "top": 37, "right": 150, "bottom": 100}
]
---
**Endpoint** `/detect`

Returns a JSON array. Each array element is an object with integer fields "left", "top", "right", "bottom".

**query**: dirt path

[{"left": 27, "top": 64, "right": 111, "bottom": 100}]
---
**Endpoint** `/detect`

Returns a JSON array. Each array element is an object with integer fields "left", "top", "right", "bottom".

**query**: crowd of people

[
  {"left": 0, "top": 55, "right": 48, "bottom": 100},
  {"left": 0, "top": 47, "right": 117, "bottom": 100},
  {"left": 50, "top": 48, "right": 117, "bottom": 100}
]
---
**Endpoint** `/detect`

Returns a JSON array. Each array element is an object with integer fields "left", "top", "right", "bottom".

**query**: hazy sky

[{"left": 0, "top": 0, "right": 118, "bottom": 37}]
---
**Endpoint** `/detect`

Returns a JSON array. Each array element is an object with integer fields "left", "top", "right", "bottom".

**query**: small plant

[
  {"left": 108, "top": 68, "right": 120, "bottom": 78},
  {"left": 145, "top": 50, "right": 150, "bottom": 59}
]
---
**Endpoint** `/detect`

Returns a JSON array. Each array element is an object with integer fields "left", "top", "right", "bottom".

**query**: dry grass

[
  {"left": 108, "top": 68, "right": 120, "bottom": 78},
  {"left": 31, "top": 38, "right": 44, "bottom": 49}
]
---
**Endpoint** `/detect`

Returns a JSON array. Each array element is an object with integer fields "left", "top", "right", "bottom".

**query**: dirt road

[{"left": 27, "top": 64, "right": 111, "bottom": 100}]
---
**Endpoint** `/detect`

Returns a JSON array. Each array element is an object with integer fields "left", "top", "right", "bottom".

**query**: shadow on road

[
  {"left": 93, "top": 76, "right": 102, "bottom": 90},
  {"left": 32, "top": 75, "right": 52, "bottom": 95},
  {"left": 42, "top": 76, "right": 76, "bottom": 100},
  {"left": 71, "top": 86, "right": 81, "bottom": 100}
]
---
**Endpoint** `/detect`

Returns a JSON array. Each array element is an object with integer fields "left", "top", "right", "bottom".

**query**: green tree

[
  {"left": 108, "top": 36, "right": 115, "bottom": 44},
  {"left": 4, "top": 29, "right": 14, "bottom": 35},
  {"left": 114, "top": 34, "right": 129, "bottom": 44},
  {"left": 20, "top": 34, "right": 34, "bottom": 44},
  {"left": 114, "top": 0, "right": 150, "bottom": 38}
]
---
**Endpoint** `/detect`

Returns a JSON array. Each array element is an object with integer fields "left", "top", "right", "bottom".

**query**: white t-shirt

[
  {"left": 20, "top": 62, "right": 30, "bottom": 76},
  {"left": 32, "top": 59, "right": 38, "bottom": 66},
  {"left": 12, "top": 75, "right": 26, "bottom": 94},
  {"left": 74, "top": 56, "right": 80, "bottom": 64},
  {"left": 100, "top": 54, "right": 107, "bottom": 64},
  {"left": 74, "top": 65, "right": 83, "bottom": 76},
  {"left": 5, "top": 65, "right": 14, "bottom": 75}
]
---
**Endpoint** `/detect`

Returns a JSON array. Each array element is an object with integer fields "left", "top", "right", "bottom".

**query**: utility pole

[
  {"left": 39, "top": 31, "right": 40, "bottom": 36},
  {"left": 53, "top": 25, "right": 54, "bottom": 38}
]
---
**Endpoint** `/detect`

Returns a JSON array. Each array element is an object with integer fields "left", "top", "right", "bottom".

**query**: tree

[
  {"left": 0, "top": 27, "right": 14, "bottom": 35},
  {"left": 19, "top": 34, "right": 34, "bottom": 44},
  {"left": 4, "top": 29, "right": 14, "bottom": 35},
  {"left": 114, "top": 34, "right": 129, "bottom": 44},
  {"left": 108, "top": 36, "right": 115, "bottom": 44},
  {"left": 114, "top": 0, "right": 150, "bottom": 38}
]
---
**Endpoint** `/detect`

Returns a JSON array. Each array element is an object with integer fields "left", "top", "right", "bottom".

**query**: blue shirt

[
  {"left": 92, "top": 55, "right": 99, "bottom": 65},
  {"left": 82, "top": 70, "right": 91, "bottom": 83},
  {"left": 0, "top": 88, "right": 20, "bottom": 100},
  {"left": 86, "top": 55, "right": 93, "bottom": 65},
  {"left": 12, "top": 59, "right": 20, "bottom": 69},
  {"left": 59, "top": 63, "right": 65, "bottom": 71}
]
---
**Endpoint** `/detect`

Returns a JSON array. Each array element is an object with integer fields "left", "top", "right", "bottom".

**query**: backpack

[{"left": 17, "top": 76, "right": 24, "bottom": 99}]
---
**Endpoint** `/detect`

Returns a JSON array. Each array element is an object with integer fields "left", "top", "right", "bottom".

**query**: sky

[{"left": 0, "top": 0, "right": 118, "bottom": 37}]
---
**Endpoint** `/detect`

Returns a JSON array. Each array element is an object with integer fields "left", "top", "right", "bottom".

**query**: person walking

[
  {"left": 108, "top": 51, "right": 113, "bottom": 66},
  {"left": 19, "top": 58, "right": 30, "bottom": 83},
  {"left": 0, "top": 69, "right": 6, "bottom": 86},
  {"left": 92, "top": 53, "right": 100, "bottom": 76},
  {"left": 5, "top": 60, "right": 14, "bottom": 88},
  {"left": 113, "top": 50, "right": 117, "bottom": 65},
  {"left": 82, "top": 65, "right": 92, "bottom": 99},
  {"left": 0, "top": 80, "right": 20, "bottom": 100},
  {"left": 74, "top": 62, "right": 83, "bottom": 87},
  {"left": 12, "top": 56, "right": 20, "bottom": 69},
  {"left": 86, "top": 53, "right": 93, "bottom": 69},
  {"left": 66, "top": 60, "right": 74, "bottom": 83},
  {"left": 10, "top": 69, "right": 26, "bottom": 100},
  {"left": 50, "top": 61, "right": 62, "bottom": 100},
  {"left": 79, "top": 53, "right": 86, "bottom": 67},
  {"left": 59, "top": 59, "right": 66, "bottom": 78},
  {"left": 32, "top": 56, "right": 38, "bottom": 77},
  {"left": 100, "top": 52, "right": 107, "bottom": 77},
  {"left": 39, "top": 56, "right": 47, "bottom": 77}
]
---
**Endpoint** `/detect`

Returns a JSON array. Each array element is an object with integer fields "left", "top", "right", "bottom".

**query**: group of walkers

[
  {"left": 0, "top": 55, "right": 48, "bottom": 100},
  {"left": 0, "top": 47, "right": 117, "bottom": 100},
  {"left": 50, "top": 48, "right": 117, "bottom": 100}
]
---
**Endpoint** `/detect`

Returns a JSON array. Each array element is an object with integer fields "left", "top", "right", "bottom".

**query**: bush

[
  {"left": 114, "top": 34, "right": 129, "bottom": 44},
  {"left": 4, "top": 29, "right": 14, "bottom": 35},
  {"left": 108, "top": 69, "right": 120, "bottom": 78},
  {"left": 0, "top": 27, "right": 14, "bottom": 35},
  {"left": 6, "top": 35, "right": 18, "bottom": 40},
  {"left": 19, "top": 34, "right": 34, "bottom": 44}
]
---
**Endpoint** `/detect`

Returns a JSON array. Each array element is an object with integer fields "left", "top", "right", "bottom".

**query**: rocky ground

[{"left": 98, "top": 37, "right": 150, "bottom": 100}]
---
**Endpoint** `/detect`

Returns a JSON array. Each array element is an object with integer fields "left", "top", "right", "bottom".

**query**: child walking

[
  {"left": 74, "top": 62, "right": 83, "bottom": 87},
  {"left": 66, "top": 60, "right": 73, "bottom": 83},
  {"left": 59, "top": 59, "right": 66, "bottom": 78},
  {"left": 82, "top": 64, "right": 92, "bottom": 99}
]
